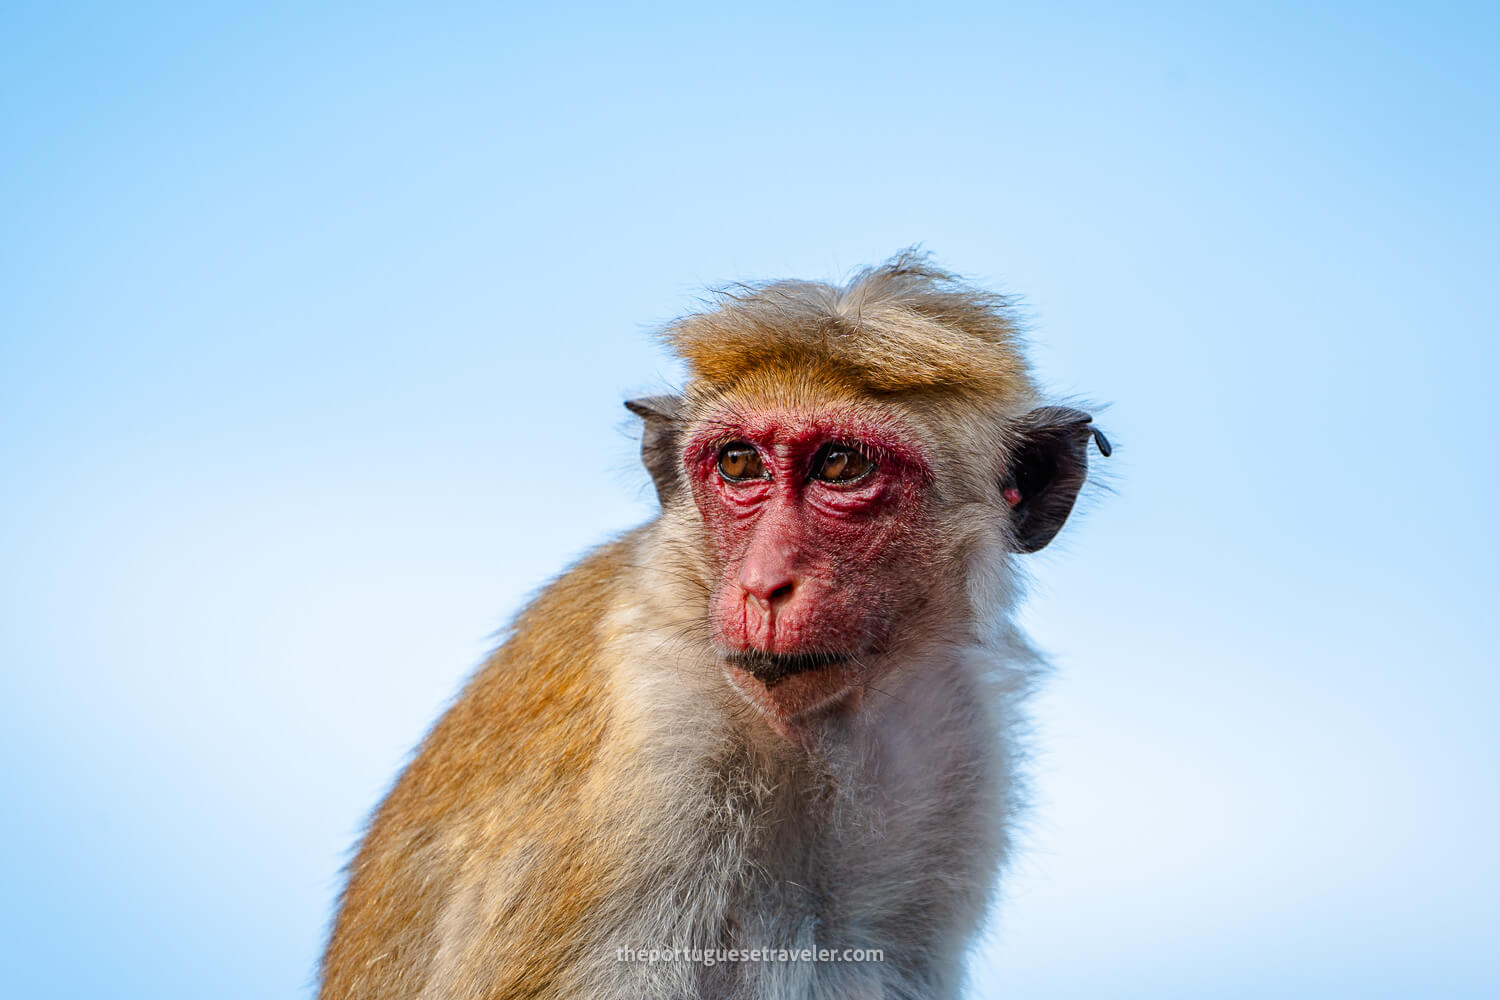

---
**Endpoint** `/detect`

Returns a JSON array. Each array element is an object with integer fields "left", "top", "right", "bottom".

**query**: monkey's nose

[
  {"left": 738, "top": 539, "right": 798, "bottom": 619},
  {"left": 744, "top": 579, "right": 795, "bottom": 614},
  {"left": 739, "top": 555, "right": 797, "bottom": 612}
]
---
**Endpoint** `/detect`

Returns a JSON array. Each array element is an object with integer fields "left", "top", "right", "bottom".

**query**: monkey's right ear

[
  {"left": 625, "top": 396, "right": 684, "bottom": 505},
  {"left": 1002, "top": 406, "right": 1111, "bottom": 553}
]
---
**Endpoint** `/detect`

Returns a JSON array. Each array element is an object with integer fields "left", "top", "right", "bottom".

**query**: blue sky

[{"left": 2, "top": 2, "right": 1496, "bottom": 997}]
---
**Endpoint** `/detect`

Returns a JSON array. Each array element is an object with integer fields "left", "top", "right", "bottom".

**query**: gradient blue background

[{"left": 3, "top": 2, "right": 1496, "bottom": 997}]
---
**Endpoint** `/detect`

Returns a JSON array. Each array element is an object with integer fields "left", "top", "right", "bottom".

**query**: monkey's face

[{"left": 683, "top": 402, "right": 943, "bottom": 736}]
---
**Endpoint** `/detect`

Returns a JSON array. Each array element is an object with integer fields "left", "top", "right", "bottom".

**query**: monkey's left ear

[
  {"left": 625, "top": 395, "right": 684, "bottom": 505},
  {"left": 1003, "top": 406, "right": 1111, "bottom": 553}
]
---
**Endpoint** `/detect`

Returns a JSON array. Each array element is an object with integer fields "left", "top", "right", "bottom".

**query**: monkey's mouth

[
  {"left": 719, "top": 648, "right": 864, "bottom": 739},
  {"left": 722, "top": 649, "right": 852, "bottom": 689}
]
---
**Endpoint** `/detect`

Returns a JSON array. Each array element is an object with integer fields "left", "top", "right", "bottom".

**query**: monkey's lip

[
  {"left": 721, "top": 649, "right": 853, "bottom": 689},
  {"left": 719, "top": 649, "right": 863, "bottom": 734}
]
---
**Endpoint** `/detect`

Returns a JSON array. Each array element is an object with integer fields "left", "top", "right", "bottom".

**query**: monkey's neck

[{"left": 601, "top": 632, "right": 1015, "bottom": 998}]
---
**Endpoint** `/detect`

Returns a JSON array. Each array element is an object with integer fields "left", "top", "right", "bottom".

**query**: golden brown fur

[
  {"left": 667, "top": 252, "right": 1033, "bottom": 403},
  {"left": 323, "top": 544, "right": 630, "bottom": 999}
]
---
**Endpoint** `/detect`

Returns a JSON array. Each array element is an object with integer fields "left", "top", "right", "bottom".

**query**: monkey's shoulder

[{"left": 390, "top": 533, "right": 649, "bottom": 806}]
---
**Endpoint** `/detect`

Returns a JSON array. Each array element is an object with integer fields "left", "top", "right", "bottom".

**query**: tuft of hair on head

[{"left": 662, "top": 249, "right": 1035, "bottom": 403}]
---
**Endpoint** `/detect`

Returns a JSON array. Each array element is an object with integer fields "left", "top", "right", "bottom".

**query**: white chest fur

[{"left": 594, "top": 611, "right": 1029, "bottom": 1000}]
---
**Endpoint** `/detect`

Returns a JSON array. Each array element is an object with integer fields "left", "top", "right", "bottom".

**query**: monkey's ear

[
  {"left": 625, "top": 395, "right": 684, "bottom": 505},
  {"left": 1003, "top": 406, "right": 1110, "bottom": 553}
]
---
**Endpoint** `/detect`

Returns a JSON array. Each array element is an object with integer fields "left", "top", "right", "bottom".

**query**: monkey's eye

[
  {"left": 811, "top": 444, "right": 875, "bottom": 484},
  {"left": 717, "top": 443, "right": 768, "bottom": 482}
]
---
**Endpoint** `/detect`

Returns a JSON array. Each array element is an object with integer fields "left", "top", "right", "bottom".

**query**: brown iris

[
  {"left": 812, "top": 444, "right": 874, "bottom": 483},
  {"left": 717, "top": 443, "right": 767, "bottom": 481}
]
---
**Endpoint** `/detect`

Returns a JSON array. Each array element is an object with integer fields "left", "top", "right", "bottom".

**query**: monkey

[{"left": 319, "top": 252, "right": 1108, "bottom": 1000}]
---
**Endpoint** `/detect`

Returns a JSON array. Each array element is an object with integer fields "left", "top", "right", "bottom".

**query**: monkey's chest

[{"left": 678, "top": 742, "right": 1002, "bottom": 997}]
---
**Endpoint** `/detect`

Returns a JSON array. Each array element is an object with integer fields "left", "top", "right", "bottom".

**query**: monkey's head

[{"left": 628, "top": 255, "right": 1107, "bottom": 741}]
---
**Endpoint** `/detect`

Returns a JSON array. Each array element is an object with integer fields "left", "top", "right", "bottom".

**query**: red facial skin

[{"left": 685, "top": 406, "right": 936, "bottom": 740}]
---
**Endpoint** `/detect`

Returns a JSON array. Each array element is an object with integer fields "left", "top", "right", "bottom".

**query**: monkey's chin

[{"left": 720, "top": 651, "right": 864, "bottom": 742}]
